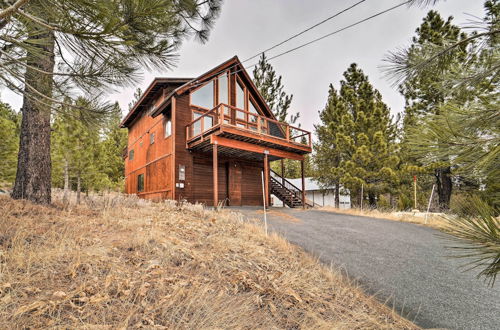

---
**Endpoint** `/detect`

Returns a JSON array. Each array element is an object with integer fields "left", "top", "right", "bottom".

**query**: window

[
  {"left": 179, "top": 165, "right": 185, "bottom": 181},
  {"left": 164, "top": 118, "right": 172, "bottom": 138},
  {"left": 150, "top": 132, "right": 155, "bottom": 144},
  {"left": 129, "top": 149, "right": 134, "bottom": 160},
  {"left": 218, "top": 73, "right": 228, "bottom": 105},
  {"left": 236, "top": 80, "right": 245, "bottom": 110},
  {"left": 137, "top": 174, "right": 144, "bottom": 192},
  {"left": 249, "top": 98, "right": 258, "bottom": 123},
  {"left": 191, "top": 80, "right": 214, "bottom": 109},
  {"left": 249, "top": 98, "right": 258, "bottom": 114}
]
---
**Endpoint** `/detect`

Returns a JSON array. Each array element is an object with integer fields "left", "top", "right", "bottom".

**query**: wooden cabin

[{"left": 121, "top": 56, "right": 312, "bottom": 207}]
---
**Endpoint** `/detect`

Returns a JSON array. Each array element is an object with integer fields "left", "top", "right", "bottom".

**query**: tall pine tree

[
  {"left": 390, "top": 11, "right": 469, "bottom": 210},
  {"left": 315, "top": 64, "right": 399, "bottom": 208},
  {"left": 252, "top": 53, "right": 298, "bottom": 124},
  {"left": 1, "top": 0, "right": 223, "bottom": 204},
  {"left": 314, "top": 84, "right": 348, "bottom": 207}
]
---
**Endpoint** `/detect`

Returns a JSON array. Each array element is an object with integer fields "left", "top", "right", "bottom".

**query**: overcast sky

[{"left": 1, "top": 0, "right": 485, "bottom": 133}]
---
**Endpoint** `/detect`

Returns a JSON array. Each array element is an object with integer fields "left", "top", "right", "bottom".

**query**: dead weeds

[{"left": 0, "top": 193, "right": 418, "bottom": 329}]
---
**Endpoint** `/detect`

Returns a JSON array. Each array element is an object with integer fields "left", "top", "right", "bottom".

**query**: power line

[
  {"left": 188, "top": 1, "right": 369, "bottom": 88},
  {"left": 241, "top": 0, "right": 367, "bottom": 63},
  {"left": 188, "top": 1, "right": 410, "bottom": 90},
  {"left": 265, "top": 1, "right": 410, "bottom": 63}
]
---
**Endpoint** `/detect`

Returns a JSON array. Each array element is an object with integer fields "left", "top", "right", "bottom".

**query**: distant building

[{"left": 271, "top": 177, "right": 351, "bottom": 208}]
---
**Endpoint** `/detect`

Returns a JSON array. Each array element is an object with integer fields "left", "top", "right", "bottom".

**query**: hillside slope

[{"left": 0, "top": 194, "right": 417, "bottom": 329}]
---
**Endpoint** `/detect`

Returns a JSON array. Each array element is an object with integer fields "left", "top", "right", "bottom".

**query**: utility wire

[
  {"left": 188, "top": 1, "right": 369, "bottom": 87},
  {"left": 241, "top": 0, "right": 367, "bottom": 63},
  {"left": 188, "top": 1, "right": 410, "bottom": 90},
  {"left": 265, "top": 1, "right": 410, "bottom": 63}
]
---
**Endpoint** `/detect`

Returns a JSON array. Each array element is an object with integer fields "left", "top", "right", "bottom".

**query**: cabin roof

[
  {"left": 121, "top": 56, "right": 278, "bottom": 128},
  {"left": 120, "top": 77, "right": 192, "bottom": 127}
]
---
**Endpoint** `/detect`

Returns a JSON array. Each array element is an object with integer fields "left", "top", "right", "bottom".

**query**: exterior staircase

[{"left": 270, "top": 170, "right": 313, "bottom": 208}]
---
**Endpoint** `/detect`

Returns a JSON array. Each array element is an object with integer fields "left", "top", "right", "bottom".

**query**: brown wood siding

[
  {"left": 191, "top": 156, "right": 228, "bottom": 205},
  {"left": 173, "top": 93, "right": 193, "bottom": 201},
  {"left": 241, "top": 163, "right": 264, "bottom": 206},
  {"left": 125, "top": 89, "right": 174, "bottom": 199}
]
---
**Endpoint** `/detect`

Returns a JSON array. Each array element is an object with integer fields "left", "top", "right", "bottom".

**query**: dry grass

[
  {"left": 319, "top": 207, "right": 448, "bottom": 229},
  {"left": 0, "top": 192, "right": 418, "bottom": 329}
]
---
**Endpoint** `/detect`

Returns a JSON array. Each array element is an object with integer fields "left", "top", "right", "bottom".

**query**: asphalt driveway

[{"left": 236, "top": 207, "right": 500, "bottom": 330}]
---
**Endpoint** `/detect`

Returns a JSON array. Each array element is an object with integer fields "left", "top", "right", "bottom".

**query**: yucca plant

[{"left": 443, "top": 195, "right": 500, "bottom": 286}]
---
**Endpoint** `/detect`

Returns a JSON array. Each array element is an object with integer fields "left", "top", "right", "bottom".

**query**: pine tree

[
  {"left": 0, "top": 0, "right": 223, "bottom": 204},
  {"left": 386, "top": 11, "right": 470, "bottom": 210},
  {"left": 314, "top": 84, "right": 348, "bottom": 208},
  {"left": 100, "top": 103, "right": 128, "bottom": 190},
  {"left": 128, "top": 88, "right": 144, "bottom": 111},
  {"left": 332, "top": 64, "right": 399, "bottom": 207},
  {"left": 252, "top": 53, "right": 298, "bottom": 124},
  {"left": 0, "top": 101, "right": 20, "bottom": 185}
]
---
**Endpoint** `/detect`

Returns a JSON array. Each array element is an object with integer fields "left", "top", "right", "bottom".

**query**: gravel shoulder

[{"left": 236, "top": 207, "right": 500, "bottom": 330}]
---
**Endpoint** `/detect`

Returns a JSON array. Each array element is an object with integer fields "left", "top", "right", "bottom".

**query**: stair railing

[{"left": 270, "top": 170, "right": 302, "bottom": 200}]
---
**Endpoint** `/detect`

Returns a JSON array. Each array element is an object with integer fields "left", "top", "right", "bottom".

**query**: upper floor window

[
  {"left": 150, "top": 132, "right": 155, "bottom": 144},
  {"left": 191, "top": 80, "right": 214, "bottom": 109},
  {"left": 218, "top": 73, "right": 228, "bottom": 105},
  {"left": 236, "top": 80, "right": 245, "bottom": 110},
  {"left": 249, "top": 98, "right": 258, "bottom": 114},
  {"left": 129, "top": 149, "right": 134, "bottom": 160},
  {"left": 165, "top": 117, "right": 172, "bottom": 138}
]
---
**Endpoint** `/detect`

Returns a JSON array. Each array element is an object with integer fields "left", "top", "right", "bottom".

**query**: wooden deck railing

[{"left": 186, "top": 103, "right": 311, "bottom": 147}]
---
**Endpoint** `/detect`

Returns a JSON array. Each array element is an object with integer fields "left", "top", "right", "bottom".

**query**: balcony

[{"left": 186, "top": 104, "right": 311, "bottom": 158}]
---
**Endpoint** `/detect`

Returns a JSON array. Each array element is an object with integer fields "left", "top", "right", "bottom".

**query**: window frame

[
  {"left": 129, "top": 149, "right": 134, "bottom": 161},
  {"left": 190, "top": 79, "right": 216, "bottom": 110},
  {"left": 164, "top": 116, "right": 172, "bottom": 138},
  {"left": 137, "top": 173, "right": 144, "bottom": 192},
  {"left": 216, "top": 72, "right": 230, "bottom": 107}
]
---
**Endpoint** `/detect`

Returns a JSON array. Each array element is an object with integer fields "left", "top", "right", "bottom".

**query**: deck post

[
  {"left": 264, "top": 151, "right": 269, "bottom": 208},
  {"left": 213, "top": 142, "right": 218, "bottom": 208},
  {"left": 301, "top": 159, "right": 305, "bottom": 209},
  {"left": 281, "top": 159, "right": 285, "bottom": 186}
]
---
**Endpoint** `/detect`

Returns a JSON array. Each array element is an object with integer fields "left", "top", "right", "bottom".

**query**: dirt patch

[{"left": 256, "top": 209, "right": 302, "bottom": 223}]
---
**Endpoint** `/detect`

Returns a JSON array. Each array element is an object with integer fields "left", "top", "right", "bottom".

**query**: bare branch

[{"left": 0, "top": 0, "right": 29, "bottom": 20}]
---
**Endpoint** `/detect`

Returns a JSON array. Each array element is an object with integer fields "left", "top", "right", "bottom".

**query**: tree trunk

[
  {"left": 435, "top": 166, "right": 452, "bottom": 211},
  {"left": 334, "top": 181, "right": 340, "bottom": 208},
  {"left": 11, "top": 26, "right": 55, "bottom": 204},
  {"left": 76, "top": 173, "right": 81, "bottom": 205},
  {"left": 63, "top": 159, "right": 69, "bottom": 205}
]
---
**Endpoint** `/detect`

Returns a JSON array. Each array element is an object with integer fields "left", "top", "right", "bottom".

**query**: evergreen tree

[
  {"left": 313, "top": 84, "right": 348, "bottom": 208},
  {"left": 100, "top": 103, "right": 128, "bottom": 190},
  {"left": 52, "top": 97, "right": 122, "bottom": 204},
  {"left": 386, "top": 1, "right": 499, "bottom": 283},
  {"left": 252, "top": 53, "right": 298, "bottom": 124},
  {"left": 128, "top": 88, "right": 144, "bottom": 111},
  {"left": 0, "top": 0, "right": 223, "bottom": 204},
  {"left": 386, "top": 11, "right": 470, "bottom": 210},
  {"left": 318, "top": 64, "right": 399, "bottom": 208},
  {"left": 0, "top": 101, "right": 20, "bottom": 185}
]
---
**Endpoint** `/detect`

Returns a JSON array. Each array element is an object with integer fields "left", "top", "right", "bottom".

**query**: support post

[
  {"left": 263, "top": 151, "right": 269, "bottom": 208},
  {"left": 213, "top": 142, "right": 218, "bottom": 208},
  {"left": 281, "top": 159, "right": 285, "bottom": 186},
  {"left": 301, "top": 159, "right": 305, "bottom": 209}
]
